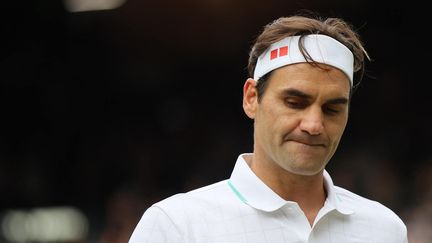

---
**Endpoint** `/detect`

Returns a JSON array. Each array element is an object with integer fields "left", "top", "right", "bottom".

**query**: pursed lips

[{"left": 286, "top": 139, "right": 327, "bottom": 147}]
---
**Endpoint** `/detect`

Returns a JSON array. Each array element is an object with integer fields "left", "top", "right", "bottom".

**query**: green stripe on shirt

[{"left": 228, "top": 180, "right": 248, "bottom": 204}]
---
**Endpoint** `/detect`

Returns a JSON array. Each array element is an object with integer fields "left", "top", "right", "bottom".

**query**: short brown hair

[{"left": 248, "top": 13, "right": 370, "bottom": 99}]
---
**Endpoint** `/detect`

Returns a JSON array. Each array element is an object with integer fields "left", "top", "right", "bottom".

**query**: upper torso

[{"left": 128, "top": 154, "right": 408, "bottom": 243}]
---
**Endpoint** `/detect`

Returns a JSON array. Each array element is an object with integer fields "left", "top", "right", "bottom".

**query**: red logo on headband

[{"left": 270, "top": 46, "right": 288, "bottom": 60}]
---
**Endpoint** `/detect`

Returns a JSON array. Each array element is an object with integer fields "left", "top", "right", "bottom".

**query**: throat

[
  {"left": 248, "top": 155, "right": 327, "bottom": 225},
  {"left": 279, "top": 179, "right": 327, "bottom": 226},
  {"left": 277, "top": 177, "right": 327, "bottom": 225}
]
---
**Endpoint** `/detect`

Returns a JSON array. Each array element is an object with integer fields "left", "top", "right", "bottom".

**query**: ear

[{"left": 243, "top": 78, "right": 258, "bottom": 119}]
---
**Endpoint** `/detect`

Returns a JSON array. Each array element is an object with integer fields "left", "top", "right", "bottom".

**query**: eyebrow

[
  {"left": 326, "top": 97, "right": 349, "bottom": 105},
  {"left": 283, "top": 88, "right": 349, "bottom": 105},
  {"left": 283, "top": 88, "right": 312, "bottom": 99}
]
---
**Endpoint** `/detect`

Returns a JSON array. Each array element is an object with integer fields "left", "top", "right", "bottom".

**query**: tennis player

[{"left": 129, "top": 13, "right": 408, "bottom": 242}]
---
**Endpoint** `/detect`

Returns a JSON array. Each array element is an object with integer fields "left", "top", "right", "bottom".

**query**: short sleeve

[{"left": 128, "top": 206, "right": 183, "bottom": 243}]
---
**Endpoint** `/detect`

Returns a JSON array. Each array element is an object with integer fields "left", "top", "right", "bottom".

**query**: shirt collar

[{"left": 228, "top": 153, "right": 354, "bottom": 215}]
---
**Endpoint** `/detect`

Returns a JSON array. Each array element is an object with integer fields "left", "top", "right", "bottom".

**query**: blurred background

[{"left": 0, "top": 0, "right": 431, "bottom": 242}]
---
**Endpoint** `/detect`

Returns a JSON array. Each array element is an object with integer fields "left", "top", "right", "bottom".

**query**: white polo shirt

[{"left": 129, "top": 154, "right": 408, "bottom": 243}]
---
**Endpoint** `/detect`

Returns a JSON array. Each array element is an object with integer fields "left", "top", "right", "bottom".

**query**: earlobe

[{"left": 242, "top": 78, "right": 258, "bottom": 119}]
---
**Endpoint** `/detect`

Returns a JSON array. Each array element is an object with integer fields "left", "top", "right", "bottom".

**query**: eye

[
  {"left": 285, "top": 98, "right": 308, "bottom": 109},
  {"left": 323, "top": 105, "right": 341, "bottom": 115}
]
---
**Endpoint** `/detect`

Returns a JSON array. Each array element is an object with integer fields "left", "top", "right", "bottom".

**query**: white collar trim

[{"left": 228, "top": 153, "right": 354, "bottom": 215}]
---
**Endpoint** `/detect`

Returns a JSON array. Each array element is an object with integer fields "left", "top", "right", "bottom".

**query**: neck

[{"left": 245, "top": 154, "right": 326, "bottom": 226}]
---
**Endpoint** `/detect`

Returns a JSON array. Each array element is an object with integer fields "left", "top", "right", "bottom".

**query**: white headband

[{"left": 253, "top": 34, "right": 354, "bottom": 85}]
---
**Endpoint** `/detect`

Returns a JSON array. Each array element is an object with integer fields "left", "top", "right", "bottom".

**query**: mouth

[{"left": 288, "top": 139, "right": 326, "bottom": 147}]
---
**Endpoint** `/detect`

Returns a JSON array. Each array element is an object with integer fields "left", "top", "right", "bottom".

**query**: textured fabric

[{"left": 129, "top": 154, "right": 408, "bottom": 243}]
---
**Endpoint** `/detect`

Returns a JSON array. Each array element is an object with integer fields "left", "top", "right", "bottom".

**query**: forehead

[{"left": 266, "top": 63, "right": 351, "bottom": 98}]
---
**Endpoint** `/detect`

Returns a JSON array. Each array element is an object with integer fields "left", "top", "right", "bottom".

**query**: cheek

[
  {"left": 258, "top": 99, "right": 300, "bottom": 134},
  {"left": 277, "top": 115, "right": 300, "bottom": 133},
  {"left": 328, "top": 118, "right": 348, "bottom": 141}
]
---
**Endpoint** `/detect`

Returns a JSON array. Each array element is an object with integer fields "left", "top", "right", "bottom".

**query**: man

[{"left": 129, "top": 14, "right": 408, "bottom": 242}]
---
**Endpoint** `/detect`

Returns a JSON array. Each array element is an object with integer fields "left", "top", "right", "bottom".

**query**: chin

[{"left": 279, "top": 159, "right": 326, "bottom": 176}]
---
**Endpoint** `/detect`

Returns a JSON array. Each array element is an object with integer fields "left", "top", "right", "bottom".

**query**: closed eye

[
  {"left": 282, "top": 89, "right": 311, "bottom": 110},
  {"left": 285, "top": 98, "right": 309, "bottom": 109},
  {"left": 323, "top": 98, "right": 348, "bottom": 115},
  {"left": 323, "top": 106, "right": 340, "bottom": 115},
  {"left": 323, "top": 103, "right": 347, "bottom": 115}
]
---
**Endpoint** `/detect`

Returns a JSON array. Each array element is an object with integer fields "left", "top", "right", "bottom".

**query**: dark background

[{"left": 1, "top": 0, "right": 431, "bottom": 242}]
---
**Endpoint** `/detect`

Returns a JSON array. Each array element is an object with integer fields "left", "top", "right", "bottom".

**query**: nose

[{"left": 299, "top": 107, "right": 324, "bottom": 136}]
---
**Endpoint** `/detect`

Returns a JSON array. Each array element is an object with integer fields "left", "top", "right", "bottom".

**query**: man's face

[{"left": 244, "top": 63, "right": 350, "bottom": 176}]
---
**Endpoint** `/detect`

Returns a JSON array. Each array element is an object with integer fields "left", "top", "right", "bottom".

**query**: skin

[{"left": 242, "top": 63, "right": 351, "bottom": 225}]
